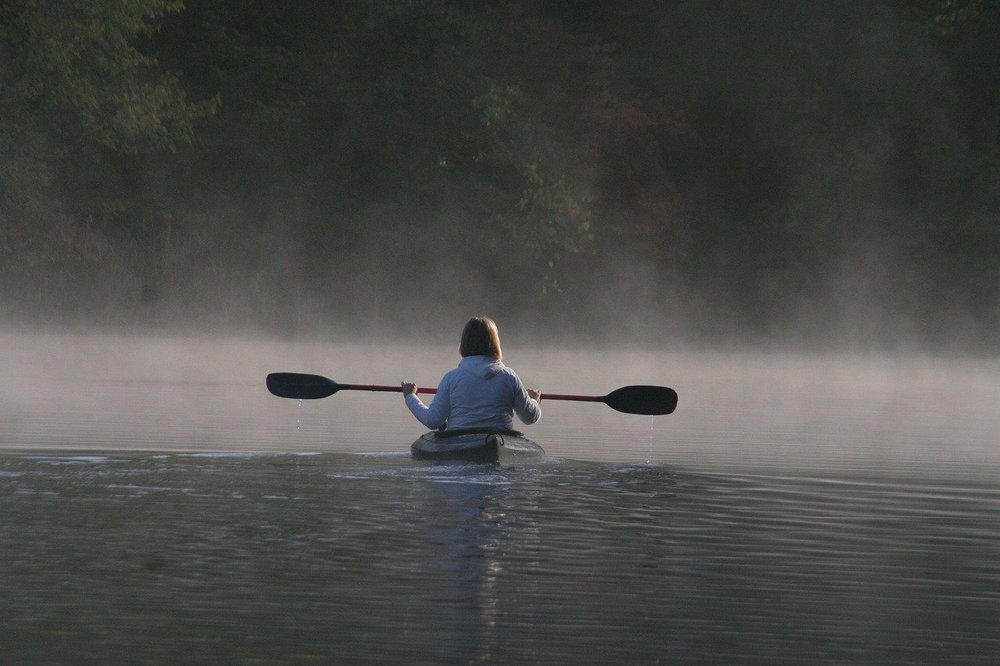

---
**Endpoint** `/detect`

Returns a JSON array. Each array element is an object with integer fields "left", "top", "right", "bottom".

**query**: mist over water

[{"left": 2, "top": 329, "right": 996, "bottom": 476}]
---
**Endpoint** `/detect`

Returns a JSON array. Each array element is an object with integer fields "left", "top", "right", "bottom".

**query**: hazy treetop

[{"left": 0, "top": 0, "right": 996, "bottom": 349}]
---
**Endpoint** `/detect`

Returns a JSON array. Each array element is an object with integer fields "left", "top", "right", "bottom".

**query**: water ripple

[{"left": 1, "top": 451, "right": 999, "bottom": 663}]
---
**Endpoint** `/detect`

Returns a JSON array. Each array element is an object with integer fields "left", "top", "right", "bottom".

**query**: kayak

[
  {"left": 411, "top": 429, "right": 545, "bottom": 464},
  {"left": 411, "top": 429, "right": 544, "bottom": 463}
]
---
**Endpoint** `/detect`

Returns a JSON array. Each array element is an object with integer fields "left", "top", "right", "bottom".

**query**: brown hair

[{"left": 459, "top": 316, "right": 502, "bottom": 360}]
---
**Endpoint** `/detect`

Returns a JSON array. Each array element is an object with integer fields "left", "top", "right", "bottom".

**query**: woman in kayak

[{"left": 401, "top": 316, "right": 541, "bottom": 431}]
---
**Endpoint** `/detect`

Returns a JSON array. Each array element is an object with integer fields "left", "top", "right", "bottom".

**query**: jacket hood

[{"left": 458, "top": 355, "right": 504, "bottom": 379}]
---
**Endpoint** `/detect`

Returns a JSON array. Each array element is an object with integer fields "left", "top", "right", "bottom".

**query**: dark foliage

[{"left": 1, "top": 0, "right": 996, "bottom": 348}]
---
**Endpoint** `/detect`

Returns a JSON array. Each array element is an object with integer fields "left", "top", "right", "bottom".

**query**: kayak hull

[{"left": 411, "top": 429, "right": 545, "bottom": 464}]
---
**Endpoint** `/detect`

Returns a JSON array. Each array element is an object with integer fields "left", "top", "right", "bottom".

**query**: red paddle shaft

[
  {"left": 340, "top": 384, "right": 437, "bottom": 395},
  {"left": 341, "top": 384, "right": 596, "bottom": 402},
  {"left": 535, "top": 393, "right": 600, "bottom": 403}
]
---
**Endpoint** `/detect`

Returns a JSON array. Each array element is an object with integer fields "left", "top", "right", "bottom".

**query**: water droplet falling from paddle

[{"left": 646, "top": 415, "right": 654, "bottom": 464}]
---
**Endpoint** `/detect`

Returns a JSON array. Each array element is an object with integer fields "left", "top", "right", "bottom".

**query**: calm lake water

[{"left": 1, "top": 332, "right": 999, "bottom": 663}]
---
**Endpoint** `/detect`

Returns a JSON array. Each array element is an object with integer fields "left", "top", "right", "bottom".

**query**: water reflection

[
  {"left": 406, "top": 462, "right": 542, "bottom": 663},
  {"left": 2, "top": 452, "right": 1000, "bottom": 663}
]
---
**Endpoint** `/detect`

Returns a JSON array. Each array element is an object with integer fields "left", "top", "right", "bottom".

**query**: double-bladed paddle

[{"left": 266, "top": 372, "right": 677, "bottom": 416}]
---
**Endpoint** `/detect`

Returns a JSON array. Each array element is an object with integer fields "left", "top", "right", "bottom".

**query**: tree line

[{"left": 1, "top": 0, "right": 997, "bottom": 347}]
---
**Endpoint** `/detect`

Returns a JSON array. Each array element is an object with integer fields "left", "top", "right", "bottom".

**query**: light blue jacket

[{"left": 405, "top": 355, "right": 541, "bottom": 431}]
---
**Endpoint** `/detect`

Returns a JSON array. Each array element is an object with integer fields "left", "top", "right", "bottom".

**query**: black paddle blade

[
  {"left": 603, "top": 385, "right": 678, "bottom": 415},
  {"left": 266, "top": 373, "right": 339, "bottom": 399}
]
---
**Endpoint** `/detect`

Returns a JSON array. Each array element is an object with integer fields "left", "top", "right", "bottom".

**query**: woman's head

[{"left": 460, "top": 316, "right": 502, "bottom": 360}]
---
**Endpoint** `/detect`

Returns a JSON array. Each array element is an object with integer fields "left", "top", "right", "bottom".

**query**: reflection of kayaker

[{"left": 400, "top": 316, "right": 541, "bottom": 432}]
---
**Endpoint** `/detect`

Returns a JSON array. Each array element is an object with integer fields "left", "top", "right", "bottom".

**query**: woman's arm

[
  {"left": 402, "top": 377, "right": 450, "bottom": 429},
  {"left": 511, "top": 376, "right": 541, "bottom": 425}
]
